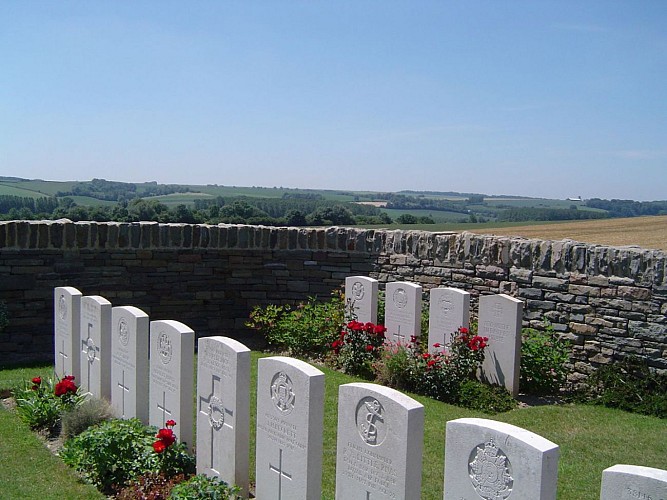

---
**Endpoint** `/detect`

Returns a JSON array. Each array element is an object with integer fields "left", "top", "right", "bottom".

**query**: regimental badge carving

[
  {"left": 118, "top": 317, "right": 129, "bottom": 346},
  {"left": 85, "top": 338, "right": 97, "bottom": 362},
  {"left": 468, "top": 438, "right": 513, "bottom": 500},
  {"left": 355, "top": 397, "right": 387, "bottom": 446},
  {"left": 351, "top": 281, "right": 365, "bottom": 301},
  {"left": 158, "top": 333, "right": 172, "bottom": 365},
  {"left": 271, "top": 371, "right": 295, "bottom": 415},
  {"left": 439, "top": 295, "right": 452, "bottom": 314},
  {"left": 208, "top": 395, "right": 225, "bottom": 430},
  {"left": 493, "top": 302, "right": 503, "bottom": 318},
  {"left": 58, "top": 295, "right": 67, "bottom": 321},
  {"left": 393, "top": 287, "right": 408, "bottom": 309}
]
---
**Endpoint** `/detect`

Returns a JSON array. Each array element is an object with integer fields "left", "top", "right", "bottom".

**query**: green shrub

[
  {"left": 60, "top": 418, "right": 195, "bottom": 494},
  {"left": 374, "top": 342, "right": 413, "bottom": 389},
  {"left": 373, "top": 327, "right": 491, "bottom": 405},
  {"left": 578, "top": 356, "right": 667, "bottom": 418},
  {"left": 331, "top": 320, "right": 387, "bottom": 379},
  {"left": 246, "top": 292, "right": 345, "bottom": 356},
  {"left": 520, "top": 321, "right": 570, "bottom": 395},
  {"left": 170, "top": 474, "right": 241, "bottom": 499},
  {"left": 457, "top": 380, "right": 517, "bottom": 414},
  {"left": 13, "top": 375, "right": 85, "bottom": 432},
  {"left": 61, "top": 397, "right": 115, "bottom": 439}
]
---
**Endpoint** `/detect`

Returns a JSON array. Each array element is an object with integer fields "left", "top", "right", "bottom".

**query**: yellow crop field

[{"left": 468, "top": 215, "right": 667, "bottom": 251}]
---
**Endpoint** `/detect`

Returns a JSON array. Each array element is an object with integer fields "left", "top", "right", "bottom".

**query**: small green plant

[
  {"left": 169, "top": 474, "right": 241, "bottom": 499},
  {"left": 457, "top": 379, "right": 517, "bottom": 414},
  {"left": 13, "top": 375, "right": 85, "bottom": 432},
  {"left": 61, "top": 397, "right": 115, "bottom": 439},
  {"left": 520, "top": 321, "right": 571, "bottom": 395},
  {"left": 246, "top": 291, "right": 345, "bottom": 356},
  {"left": 0, "top": 300, "right": 8, "bottom": 332},
  {"left": 373, "top": 327, "right": 494, "bottom": 405},
  {"left": 60, "top": 418, "right": 195, "bottom": 494},
  {"left": 116, "top": 472, "right": 187, "bottom": 500},
  {"left": 578, "top": 356, "right": 667, "bottom": 418},
  {"left": 331, "top": 320, "right": 387, "bottom": 379}
]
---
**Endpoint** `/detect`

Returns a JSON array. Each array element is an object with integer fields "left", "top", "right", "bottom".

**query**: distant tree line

[
  {"left": 497, "top": 207, "right": 608, "bottom": 222},
  {"left": 0, "top": 195, "right": 395, "bottom": 226},
  {"left": 382, "top": 193, "right": 470, "bottom": 214},
  {"left": 0, "top": 195, "right": 59, "bottom": 216},
  {"left": 585, "top": 198, "right": 667, "bottom": 217}
]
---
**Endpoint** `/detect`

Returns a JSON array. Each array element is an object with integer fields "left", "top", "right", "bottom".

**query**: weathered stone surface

[{"left": 3, "top": 223, "right": 667, "bottom": 381}]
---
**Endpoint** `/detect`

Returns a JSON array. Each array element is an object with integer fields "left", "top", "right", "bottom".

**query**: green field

[{"left": 0, "top": 179, "right": 77, "bottom": 197}]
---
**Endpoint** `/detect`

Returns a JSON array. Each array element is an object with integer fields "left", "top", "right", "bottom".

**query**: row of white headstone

[
  {"left": 53, "top": 286, "right": 667, "bottom": 499},
  {"left": 345, "top": 276, "right": 523, "bottom": 396}
]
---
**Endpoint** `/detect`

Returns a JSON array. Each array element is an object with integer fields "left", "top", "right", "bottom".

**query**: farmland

[{"left": 466, "top": 215, "right": 667, "bottom": 251}]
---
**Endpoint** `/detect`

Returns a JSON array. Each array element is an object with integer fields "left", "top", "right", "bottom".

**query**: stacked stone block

[{"left": 1, "top": 221, "right": 665, "bottom": 377}]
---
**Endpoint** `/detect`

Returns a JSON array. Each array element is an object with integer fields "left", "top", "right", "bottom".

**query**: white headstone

[
  {"left": 345, "top": 276, "right": 379, "bottom": 324},
  {"left": 111, "top": 306, "right": 149, "bottom": 423},
  {"left": 54, "top": 286, "right": 82, "bottom": 381},
  {"left": 384, "top": 282, "right": 422, "bottom": 344},
  {"left": 600, "top": 464, "right": 667, "bottom": 500},
  {"left": 79, "top": 295, "right": 112, "bottom": 400},
  {"left": 428, "top": 287, "right": 470, "bottom": 353},
  {"left": 478, "top": 293, "right": 523, "bottom": 396},
  {"left": 255, "top": 356, "right": 324, "bottom": 500},
  {"left": 444, "top": 418, "right": 559, "bottom": 500},
  {"left": 197, "top": 336, "right": 251, "bottom": 497},
  {"left": 149, "top": 320, "right": 194, "bottom": 451},
  {"left": 335, "top": 382, "right": 424, "bottom": 500}
]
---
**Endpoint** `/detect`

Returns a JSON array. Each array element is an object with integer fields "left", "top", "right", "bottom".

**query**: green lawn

[{"left": 1, "top": 359, "right": 665, "bottom": 499}]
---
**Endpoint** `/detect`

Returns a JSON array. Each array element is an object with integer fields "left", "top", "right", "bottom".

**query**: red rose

[
  {"left": 31, "top": 377, "right": 42, "bottom": 385},
  {"left": 64, "top": 375, "right": 75, "bottom": 381},
  {"left": 152, "top": 440, "right": 166, "bottom": 453},
  {"left": 459, "top": 327, "right": 469, "bottom": 334},
  {"left": 165, "top": 419, "right": 176, "bottom": 428},
  {"left": 55, "top": 378, "right": 77, "bottom": 397},
  {"left": 432, "top": 343, "right": 441, "bottom": 348},
  {"left": 156, "top": 428, "right": 176, "bottom": 447},
  {"left": 422, "top": 353, "right": 430, "bottom": 359},
  {"left": 373, "top": 325, "right": 387, "bottom": 335},
  {"left": 427, "top": 360, "right": 436, "bottom": 368},
  {"left": 365, "top": 345, "right": 374, "bottom": 352}
]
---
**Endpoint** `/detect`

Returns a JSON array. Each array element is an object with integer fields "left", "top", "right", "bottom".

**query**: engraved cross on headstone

[
  {"left": 269, "top": 448, "right": 292, "bottom": 500},
  {"left": 58, "top": 339, "right": 68, "bottom": 376},
  {"left": 392, "top": 325, "right": 406, "bottom": 344},
  {"left": 81, "top": 322, "right": 99, "bottom": 394},
  {"left": 157, "top": 390, "right": 173, "bottom": 426},
  {"left": 198, "top": 374, "right": 234, "bottom": 475},
  {"left": 117, "top": 370, "right": 130, "bottom": 418}
]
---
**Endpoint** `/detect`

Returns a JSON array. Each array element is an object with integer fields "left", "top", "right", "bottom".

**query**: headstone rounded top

[
  {"left": 343, "top": 382, "right": 424, "bottom": 411},
  {"left": 198, "top": 335, "right": 251, "bottom": 353},
  {"left": 261, "top": 355, "right": 325, "bottom": 377},
  {"left": 449, "top": 418, "right": 558, "bottom": 452}
]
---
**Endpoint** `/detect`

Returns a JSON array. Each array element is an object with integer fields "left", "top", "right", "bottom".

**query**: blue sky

[{"left": 1, "top": 1, "right": 665, "bottom": 200}]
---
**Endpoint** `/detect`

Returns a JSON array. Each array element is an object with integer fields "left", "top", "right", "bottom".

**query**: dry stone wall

[{"left": 0, "top": 220, "right": 665, "bottom": 378}]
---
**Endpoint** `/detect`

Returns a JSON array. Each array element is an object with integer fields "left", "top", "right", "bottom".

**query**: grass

[
  {"left": 0, "top": 364, "right": 104, "bottom": 499},
  {"left": 2, "top": 358, "right": 666, "bottom": 499}
]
